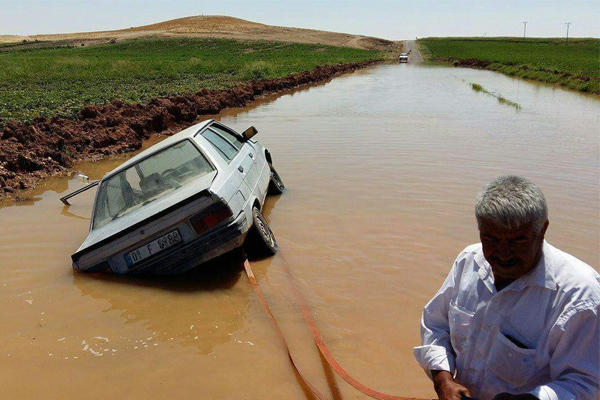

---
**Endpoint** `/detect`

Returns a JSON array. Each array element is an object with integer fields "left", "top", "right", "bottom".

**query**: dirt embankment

[{"left": 0, "top": 60, "right": 379, "bottom": 200}]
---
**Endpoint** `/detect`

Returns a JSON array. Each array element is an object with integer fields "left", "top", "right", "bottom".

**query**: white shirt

[{"left": 414, "top": 242, "right": 600, "bottom": 400}]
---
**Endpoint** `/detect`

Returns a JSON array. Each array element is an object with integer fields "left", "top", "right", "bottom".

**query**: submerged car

[
  {"left": 70, "top": 119, "right": 285, "bottom": 275},
  {"left": 399, "top": 52, "right": 409, "bottom": 63}
]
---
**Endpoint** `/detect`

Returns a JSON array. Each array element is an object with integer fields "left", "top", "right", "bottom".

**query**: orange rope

[
  {"left": 244, "top": 259, "right": 329, "bottom": 400},
  {"left": 244, "top": 258, "right": 431, "bottom": 400}
]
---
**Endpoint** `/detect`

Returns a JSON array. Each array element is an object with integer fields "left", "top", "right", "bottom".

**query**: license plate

[{"left": 124, "top": 229, "right": 182, "bottom": 267}]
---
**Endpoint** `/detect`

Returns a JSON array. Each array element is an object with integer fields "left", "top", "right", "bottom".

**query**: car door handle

[
  {"left": 238, "top": 166, "right": 244, "bottom": 173},
  {"left": 248, "top": 153, "right": 254, "bottom": 159}
]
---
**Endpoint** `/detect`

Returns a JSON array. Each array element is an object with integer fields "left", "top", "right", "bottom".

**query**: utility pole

[
  {"left": 522, "top": 21, "right": 527, "bottom": 38},
  {"left": 565, "top": 22, "right": 572, "bottom": 44}
]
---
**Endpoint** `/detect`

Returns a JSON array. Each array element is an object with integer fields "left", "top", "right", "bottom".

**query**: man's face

[{"left": 479, "top": 218, "right": 549, "bottom": 280}]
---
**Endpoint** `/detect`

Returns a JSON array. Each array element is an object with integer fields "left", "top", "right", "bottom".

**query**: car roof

[{"left": 101, "top": 119, "right": 214, "bottom": 181}]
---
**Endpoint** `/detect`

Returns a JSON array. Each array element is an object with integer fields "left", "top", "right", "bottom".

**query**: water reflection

[
  {"left": 73, "top": 250, "right": 247, "bottom": 355},
  {"left": 61, "top": 204, "right": 91, "bottom": 220},
  {"left": 13, "top": 195, "right": 44, "bottom": 206}
]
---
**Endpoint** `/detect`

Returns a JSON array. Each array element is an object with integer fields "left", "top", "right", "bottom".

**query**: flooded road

[{"left": 1, "top": 63, "right": 598, "bottom": 399}]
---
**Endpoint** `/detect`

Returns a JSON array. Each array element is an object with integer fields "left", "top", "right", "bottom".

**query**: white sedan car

[
  {"left": 399, "top": 52, "right": 409, "bottom": 63},
  {"left": 70, "top": 119, "right": 284, "bottom": 275}
]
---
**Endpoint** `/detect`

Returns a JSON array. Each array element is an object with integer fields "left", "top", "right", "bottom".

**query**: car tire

[
  {"left": 245, "top": 207, "right": 278, "bottom": 258},
  {"left": 268, "top": 164, "right": 285, "bottom": 195}
]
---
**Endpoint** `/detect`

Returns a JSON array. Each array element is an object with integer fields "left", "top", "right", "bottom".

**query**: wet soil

[{"left": 0, "top": 60, "right": 378, "bottom": 200}]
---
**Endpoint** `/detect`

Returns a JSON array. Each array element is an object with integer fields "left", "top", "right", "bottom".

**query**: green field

[
  {"left": 418, "top": 37, "right": 600, "bottom": 93},
  {"left": 0, "top": 38, "right": 383, "bottom": 125}
]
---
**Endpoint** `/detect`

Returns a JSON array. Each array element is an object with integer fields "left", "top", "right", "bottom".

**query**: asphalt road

[{"left": 404, "top": 40, "right": 424, "bottom": 62}]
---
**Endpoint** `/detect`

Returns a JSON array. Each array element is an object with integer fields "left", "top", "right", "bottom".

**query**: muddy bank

[
  {"left": 434, "top": 57, "right": 600, "bottom": 94},
  {"left": 0, "top": 60, "right": 379, "bottom": 200}
]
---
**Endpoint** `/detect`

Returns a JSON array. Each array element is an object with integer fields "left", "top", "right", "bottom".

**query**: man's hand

[
  {"left": 431, "top": 370, "right": 472, "bottom": 400},
  {"left": 492, "top": 393, "right": 539, "bottom": 400}
]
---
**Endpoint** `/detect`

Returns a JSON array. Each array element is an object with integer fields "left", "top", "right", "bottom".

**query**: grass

[
  {"left": 418, "top": 37, "right": 600, "bottom": 93},
  {"left": 470, "top": 82, "right": 521, "bottom": 110},
  {"left": 0, "top": 37, "right": 383, "bottom": 125},
  {"left": 470, "top": 83, "right": 486, "bottom": 93}
]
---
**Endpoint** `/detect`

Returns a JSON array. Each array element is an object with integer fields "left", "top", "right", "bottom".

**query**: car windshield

[{"left": 92, "top": 140, "right": 214, "bottom": 229}]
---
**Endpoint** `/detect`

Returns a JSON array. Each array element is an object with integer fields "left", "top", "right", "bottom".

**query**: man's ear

[{"left": 540, "top": 220, "right": 549, "bottom": 239}]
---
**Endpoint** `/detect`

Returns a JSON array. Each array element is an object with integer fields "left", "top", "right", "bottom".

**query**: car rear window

[
  {"left": 201, "top": 126, "right": 244, "bottom": 162},
  {"left": 92, "top": 140, "right": 214, "bottom": 229},
  {"left": 210, "top": 125, "right": 244, "bottom": 150}
]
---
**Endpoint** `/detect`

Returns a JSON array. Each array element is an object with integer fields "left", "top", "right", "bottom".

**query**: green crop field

[
  {"left": 418, "top": 37, "right": 600, "bottom": 93},
  {"left": 0, "top": 38, "right": 383, "bottom": 125}
]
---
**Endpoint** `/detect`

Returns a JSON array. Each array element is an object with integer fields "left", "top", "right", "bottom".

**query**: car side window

[
  {"left": 202, "top": 128, "right": 240, "bottom": 162},
  {"left": 211, "top": 125, "right": 244, "bottom": 151}
]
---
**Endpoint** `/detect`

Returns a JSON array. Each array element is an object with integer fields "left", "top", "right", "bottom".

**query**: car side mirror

[{"left": 243, "top": 126, "right": 258, "bottom": 140}]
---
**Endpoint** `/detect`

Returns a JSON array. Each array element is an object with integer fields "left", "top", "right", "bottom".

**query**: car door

[
  {"left": 200, "top": 126, "right": 253, "bottom": 204},
  {"left": 210, "top": 124, "right": 262, "bottom": 197}
]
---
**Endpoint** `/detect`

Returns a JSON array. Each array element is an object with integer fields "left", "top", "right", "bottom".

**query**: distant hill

[{"left": 1, "top": 15, "right": 397, "bottom": 52}]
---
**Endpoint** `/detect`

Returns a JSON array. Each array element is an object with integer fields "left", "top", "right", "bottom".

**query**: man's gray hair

[{"left": 475, "top": 175, "right": 548, "bottom": 233}]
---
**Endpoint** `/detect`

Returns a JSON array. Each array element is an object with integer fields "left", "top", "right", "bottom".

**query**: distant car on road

[
  {"left": 71, "top": 119, "right": 284, "bottom": 275},
  {"left": 399, "top": 52, "right": 409, "bottom": 63}
]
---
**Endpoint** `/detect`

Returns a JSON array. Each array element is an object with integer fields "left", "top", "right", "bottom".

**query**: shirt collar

[{"left": 473, "top": 241, "right": 556, "bottom": 293}]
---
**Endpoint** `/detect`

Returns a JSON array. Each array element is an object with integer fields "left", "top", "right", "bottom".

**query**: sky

[{"left": 1, "top": 0, "right": 599, "bottom": 40}]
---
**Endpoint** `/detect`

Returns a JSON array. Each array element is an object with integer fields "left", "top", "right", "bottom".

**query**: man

[{"left": 414, "top": 176, "right": 599, "bottom": 400}]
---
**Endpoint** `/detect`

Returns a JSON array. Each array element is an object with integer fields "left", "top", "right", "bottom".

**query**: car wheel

[
  {"left": 245, "top": 207, "right": 278, "bottom": 258},
  {"left": 268, "top": 164, "right": 285, "bottom": 195}
]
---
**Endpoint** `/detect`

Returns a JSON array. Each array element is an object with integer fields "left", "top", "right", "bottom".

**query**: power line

[{"left": 565, "top": 22, "right": 572, "bottom": 44}]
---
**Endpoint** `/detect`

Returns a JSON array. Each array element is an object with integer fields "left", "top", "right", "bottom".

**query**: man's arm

[
  {"left": 432, "top": 370, "right": 472, "bottom": 400},
  {"left": 414, "top": 261, "right": 462, "bottom": 399},
  {"left": 413, "top": 266, "right": 456, "bottom": 374}
]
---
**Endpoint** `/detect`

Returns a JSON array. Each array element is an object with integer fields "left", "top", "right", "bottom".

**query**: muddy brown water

[{"left": 1, "top": 63, "right": 598, "bottom": 399}]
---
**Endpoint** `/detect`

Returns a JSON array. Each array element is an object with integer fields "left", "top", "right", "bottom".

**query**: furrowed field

[
  {"left": 418, "top": 38, "right": 600, "bottom": 93},
  {"left": 0, "top": 38, "right": 382, "bottom": 125}
]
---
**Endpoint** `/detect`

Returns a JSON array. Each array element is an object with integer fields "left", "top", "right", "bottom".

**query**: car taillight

[{"left": 189, "top": 202, "right": 233, "bottom": 235}]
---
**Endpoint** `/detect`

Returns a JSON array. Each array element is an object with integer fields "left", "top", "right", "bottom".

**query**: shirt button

[{"left": 508, "top": 352, "right": 514, "bottom": 358}]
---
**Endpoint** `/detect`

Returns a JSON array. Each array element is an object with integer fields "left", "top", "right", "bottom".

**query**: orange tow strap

[
  {"left": 243, "top": 258, "right": 329, "bottom": 400},
  {"left": 243, "top": 258, "right": 429, "bottom": 400}
]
